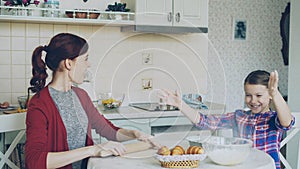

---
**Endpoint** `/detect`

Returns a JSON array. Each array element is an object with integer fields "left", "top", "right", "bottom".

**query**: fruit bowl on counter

[{"left": 99, "top": 93, "right": 124, "bottom": 110}]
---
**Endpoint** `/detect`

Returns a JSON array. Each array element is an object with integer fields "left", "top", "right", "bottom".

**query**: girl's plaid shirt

[{"left": 195, "top": 109, "right": 295, "bottom": 169}]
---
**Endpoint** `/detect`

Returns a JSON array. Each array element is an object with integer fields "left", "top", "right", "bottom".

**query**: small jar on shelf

[{"left": 42, "top": 0, "right": 60, "bottom": 17}]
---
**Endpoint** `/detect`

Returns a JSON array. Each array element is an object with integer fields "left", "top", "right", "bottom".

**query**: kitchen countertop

[
  {"left": 0, "top": 112, "right": 26, "bottom": 133},
  {"left": 101, "top": 102, "right": 226, "bottom": 120},
  {"left": 0, "top": 102, "right": 225, "bottom": 121}
]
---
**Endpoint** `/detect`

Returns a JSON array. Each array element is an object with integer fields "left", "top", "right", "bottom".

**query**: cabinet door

[
  {"left": 113, "top": 119, "right": 151, "bottom": 134},
  {"left": 150, "top": 117, "right": 192, "bottom": 127},
  {"left": 135, "top": 0, "right": 172, "bottom": 26},
  {"left": 150, "top": 117, "right": 194, "bottom": 134},
  {"left": 173, "top": 0, "right": 208, "bottom": 27}
]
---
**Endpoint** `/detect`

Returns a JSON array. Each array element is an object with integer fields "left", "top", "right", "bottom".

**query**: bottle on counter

[{"left": 43, "top": 0, "right": 60, "bottom": 17}]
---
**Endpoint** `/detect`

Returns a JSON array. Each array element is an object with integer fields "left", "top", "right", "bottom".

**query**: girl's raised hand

[{"left": 268, "top": 70, "right": 279, "bottom": 97}]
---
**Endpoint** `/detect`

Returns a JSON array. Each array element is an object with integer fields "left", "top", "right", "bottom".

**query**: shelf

[
  {"left": 0, "top": 6, "right": 135, "bottom": 26},
  {"left": 0, "top": 15, "right": 135, "bottom": 26}
]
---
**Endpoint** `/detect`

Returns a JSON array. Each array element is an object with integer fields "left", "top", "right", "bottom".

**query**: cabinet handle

[
  {"left": 167, "top": 12, "right": 172, "bottom": 22},
  {"left": 175, "top": 12, "right": 180, "bottom": 22}
]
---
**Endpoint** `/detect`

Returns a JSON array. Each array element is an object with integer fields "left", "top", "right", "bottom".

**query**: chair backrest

[
  {"left": 298, "top": 138, "right": 300, "bottom": 169},
  {"left": 280, "top": 112, "right": 300, "bottom": 169},
  {"left": 292, "top": 112, "right": 300, "bottom": 128},
  {"left": 294, "top": 113, "right": 300, "bottom": 169}
]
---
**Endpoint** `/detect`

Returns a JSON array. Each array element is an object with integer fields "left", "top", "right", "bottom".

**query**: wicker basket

[
  {"left": 160, "top": 160, "right": 199, "bottom": 168},
  {"left": 155, "top": 154, "right": 206, "bottom": 168}
]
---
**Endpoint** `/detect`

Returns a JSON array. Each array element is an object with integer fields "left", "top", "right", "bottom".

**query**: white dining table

[{"left": 87, "top": 132, "right": 276, "bottom": 169}]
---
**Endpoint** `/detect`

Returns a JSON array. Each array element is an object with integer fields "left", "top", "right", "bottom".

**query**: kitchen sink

[{"left": 128, "top": 102, "right": 179, "bottom": 111}]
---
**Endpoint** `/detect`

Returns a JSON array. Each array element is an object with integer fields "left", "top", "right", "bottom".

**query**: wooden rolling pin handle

[
  {"left": 99, "top": 141, "right": 153, "bottom": 157},
  {"left": 3, "top": 110, "right": 19, "bottom": 114}
]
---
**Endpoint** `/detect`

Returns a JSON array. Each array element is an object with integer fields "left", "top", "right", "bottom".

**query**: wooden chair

[
  {"left": 0, "top": 113, "right": 26, "bottom": 169},
  {"left": 298, "top": 138, "right": 300, "bottom": 169},
  {"left": 280, "top": 112, "right": 300, "bottom": 169}
]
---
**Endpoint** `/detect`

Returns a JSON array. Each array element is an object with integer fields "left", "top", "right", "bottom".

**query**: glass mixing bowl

[
  {"left": 202, "top": 136, "right": 253, "bottom": 166},
  {"left": 18, "top": 96, "right": 28, "bottom": 109}
]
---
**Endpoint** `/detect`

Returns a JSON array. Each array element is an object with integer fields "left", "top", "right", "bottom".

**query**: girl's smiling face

[{"left": 244, "top": 83, "right": 271, "bottom": 114}]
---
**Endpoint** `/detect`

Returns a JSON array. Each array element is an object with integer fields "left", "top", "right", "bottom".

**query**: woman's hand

[
  {"left": 132, "top": 130, "right": 161, "bottom": 149},
  {"left": 268, "top": 70, "right": 280, "bottom": 98},
  {"left": 93, "top": 141, "right": 126, "bottom": 156},
  {"left": 116, "top": 129, "right": 161, "bottom": 148},
  {"left": 157, "top": 89, "right": 182, "bottom": 108}
]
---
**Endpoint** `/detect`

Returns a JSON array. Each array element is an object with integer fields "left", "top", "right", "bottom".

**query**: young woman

[
  {"left": 158, "top": 70, "right": 294, "bottom": 169},
  {"left": 25, "top": 33, "right": 158, "bottom": 169}
]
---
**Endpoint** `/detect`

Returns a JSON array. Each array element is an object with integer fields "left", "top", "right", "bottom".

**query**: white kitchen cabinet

[
  {"left": 150, "top": 116, "right": 232, "bottom": 137},
  {"left": 98, "top": 117, "right": 194, "bottom": 143},
  {"left": 0, "top": 0, "right": 208, "bottom": 33},
  {"left": 150, "top": 116, "right": 192, "bottom": 127},
  {"left": 134, "top": 0, "right": 208, "bottom": 28},
  {"left": 111, "top": 118, "right": 151, "bottom": 134},
  {"left": 150, "top": 116, "right": 195, "bottom": 135}
]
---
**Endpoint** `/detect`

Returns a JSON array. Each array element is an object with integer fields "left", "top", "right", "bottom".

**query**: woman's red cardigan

[{"left": 25, "top": 86, "right": 120, "bottom": 169}]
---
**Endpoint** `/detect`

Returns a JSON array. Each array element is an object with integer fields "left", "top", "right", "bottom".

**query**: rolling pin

[
  {"left": 3, "top": 110, "right": 19, "bottom": 114},
  {"left": 99, "top": 141, "right": 153, "bottom": 157}
]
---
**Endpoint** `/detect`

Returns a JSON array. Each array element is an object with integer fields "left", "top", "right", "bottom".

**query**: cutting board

[
  {"left": 3, "top": 110, "right": 19, "bottom": 114},
  {"left": 99, "top": 141, "right": 153, "bottom": 157}
]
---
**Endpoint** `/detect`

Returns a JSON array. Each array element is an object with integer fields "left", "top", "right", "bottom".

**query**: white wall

[
  {"left": 0, "top": 23, "right": 208, "bottom": 105},
  {"left": 287, "top": 0, "right": 300, "bottom": 168},
  {"left": 207, "top": 0, "right": 289, "bottom": 111},
  {"left": 0, "top": 0, "right": 290, "bottom": 112},
  {"left": 288, "top": 0, "right": 300, "bottom": 111},
  {"left": 88, "top": 29, "right": 208, "bottom": 104}
]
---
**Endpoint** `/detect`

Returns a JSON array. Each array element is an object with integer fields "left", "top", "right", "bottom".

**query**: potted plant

[
  {"left": 105, "top": 2, "right": 130, "bottom": 20},
  {"left": 2, "top": 0, "right": 41, "bottom": 15},
  {"left": 2, "top": 0, "right": 40, "bottom": 6}
]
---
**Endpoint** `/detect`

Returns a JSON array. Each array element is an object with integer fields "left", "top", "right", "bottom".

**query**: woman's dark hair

[
  {"left": 30, "top": 33, "right": 88, "bottom": 93},
  {"left": 244, "top": 70, "right": 270, "bottom": 88}
]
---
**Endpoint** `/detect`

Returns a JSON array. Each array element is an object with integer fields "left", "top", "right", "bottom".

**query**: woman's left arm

[{"left": 269, "top": 70, "right": 293, "bottom": 127}]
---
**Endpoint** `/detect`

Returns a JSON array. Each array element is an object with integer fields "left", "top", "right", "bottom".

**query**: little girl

[{"left": 159, "top": 70, "right": 294, "bottom": 169}]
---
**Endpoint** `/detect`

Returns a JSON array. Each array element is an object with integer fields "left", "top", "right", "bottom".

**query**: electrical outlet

[
  {"left": 142, "top": 78, "right": 152, "bottom": 90},
  {"left": 142, "top": 53, "right": 153, "bottom": 65}
]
